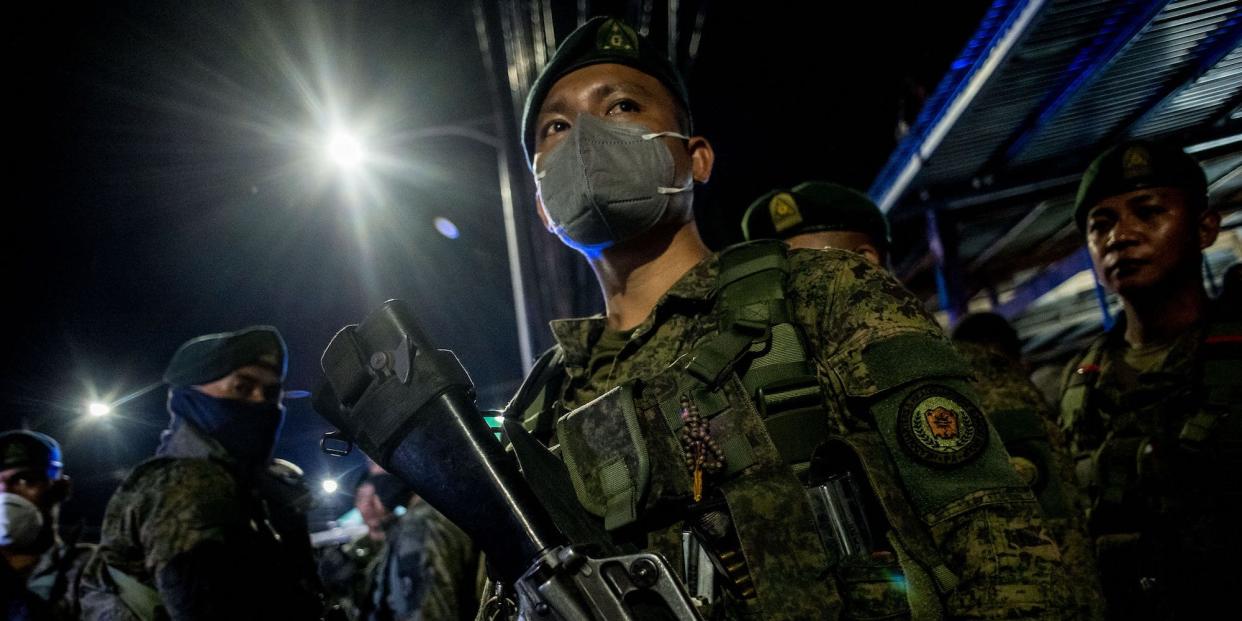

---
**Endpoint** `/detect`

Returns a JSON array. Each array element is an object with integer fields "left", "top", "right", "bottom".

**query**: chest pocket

[{"left": 556, "top": 382, "right": 652, "bottom": 531}]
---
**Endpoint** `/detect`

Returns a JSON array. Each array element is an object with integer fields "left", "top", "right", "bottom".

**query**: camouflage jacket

[
  {"left": 26, "top": 535, "right": 94, "bottom": 621},
  {"left": 514, "top": 247, "right": 1070, "bottom": 620},
  {"left": 1058, "top": 307, "right": 1242, "bottom": 619},
  {"left": 956, "top": 342, "right": 1102, "bottom": 620},
  {"left": 362, "top": 498, "right": 479, "bottom": 621},
  {"left": 78, "top": 419, "right": 322, "bottom": 621}
]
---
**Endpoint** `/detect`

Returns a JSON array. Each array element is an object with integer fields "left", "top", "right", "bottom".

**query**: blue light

[{"left": 434, "top": 216, "right": 459, "bottom": 239}]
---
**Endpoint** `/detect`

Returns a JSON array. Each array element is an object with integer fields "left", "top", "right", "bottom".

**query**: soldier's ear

[
  {"left": 1196, "top": 206, "right": 1220, "bottom": 250},
  {"left": 48, "top": 476, "right": 72, "bottom": 504},
  {"left": 688, "top": 136, "right": 714, "bottom": 184},
  {"left": 852, "top": 243, "right": 883, "bottom": 267}
]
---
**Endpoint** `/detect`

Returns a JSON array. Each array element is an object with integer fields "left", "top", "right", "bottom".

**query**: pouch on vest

[
  {"left": 810, "top": 434, "right": 958, "bottom": 612},
  {"left": 556, "top": 383, "right": 651, "bottom": 531}
]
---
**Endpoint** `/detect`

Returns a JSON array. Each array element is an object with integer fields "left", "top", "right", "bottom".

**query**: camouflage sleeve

[
  {"left": 956, "top": 344, "right": 1104, "bottom": 620},
  {"left": 132, "top": 459, "right": 245, "bottom": 571},
  {"left": 789, "top": 249, "right": 1071, "bottom": 620},
  {"left": 398, "top": 501, "right": 480, "bottom": 621},
  {"left": 130, "top": 459, "right": 250, "bottom": 618}
]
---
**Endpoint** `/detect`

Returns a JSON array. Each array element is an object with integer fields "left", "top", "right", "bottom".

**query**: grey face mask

[{"left": 533, "top": 113, "right": 692, "bottom": 253}]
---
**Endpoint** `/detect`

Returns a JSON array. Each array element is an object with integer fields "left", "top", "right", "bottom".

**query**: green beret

[
  {"left": 741, "top": 181, "right": 890, "bottom": 247},
  {"left": 0, "top": 430, "right": 63, "bottom": 479},
  {"left": 520, "top": 16, "right": 692, "bottom": 164},
  {"left": 164, "top": 325, "right": 287, "bottom": 387},
  {"left": 1075, "top": 140, "right": 1207, "bottom": 231}
]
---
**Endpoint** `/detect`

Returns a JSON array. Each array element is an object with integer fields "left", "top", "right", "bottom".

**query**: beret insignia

[
  {"left": 596, "top": 18, "right": 639, "bottom": 56},
  {"left": 769, "top": 192, "right": 804, "bottom": 234},
  {"left": 1122, "top": 145, "right": 1152, "bottom": 180}
]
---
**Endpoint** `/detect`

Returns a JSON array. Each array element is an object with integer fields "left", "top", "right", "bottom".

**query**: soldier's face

[
  {"left": 531, "top": 63, "right": 713, "bottom": 229},
  {"left": 1085, "top": 187, "right": 1219, "bottom": 296},
  {"left": 0, "top": 467, "right": 53, "bottom": 513},
  {"left": 354, "top": 482, "right": 390, "bottom": 539},
  {"left": 193, "top": 364, "right": 283, "bottom": 404}
]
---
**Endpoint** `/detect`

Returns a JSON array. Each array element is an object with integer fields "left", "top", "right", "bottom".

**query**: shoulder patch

[{"left": 895, "top": 385, "right": 988, "bottom": 468}]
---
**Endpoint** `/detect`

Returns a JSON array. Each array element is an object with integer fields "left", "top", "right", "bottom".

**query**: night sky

[{"left": 4, "top": 1, "right": 987, "bottom": 533}]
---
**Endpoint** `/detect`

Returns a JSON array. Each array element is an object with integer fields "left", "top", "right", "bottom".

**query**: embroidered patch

[
  {"left": 896, "top": 385, "right": 987, "bottom": 467},
  {"left": 1121, "top": 145, "right": 1152, "bottom": 180},
  {"left": 769, "top": 192, "right": 803, "bottom": 234},
  {"left": 596, "top": 19, "right": 639, "bottom": 56}
]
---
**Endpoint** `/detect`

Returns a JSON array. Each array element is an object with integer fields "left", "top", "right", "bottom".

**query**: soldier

[
  {"left": 1059, "top": 140, "right": 1239, "bottom": 619},
  {"left": 503, "top": 17, "right": 1069, "bottom": 619},
  {"left": 354, "top": 473, "right": 479, "bottom": 621},
  {"left": 743, "top": 183, "right": 1102, "bottom": 619},
  {"left": 79, "top": 326, "right": 323, "bottom": 620},
  {"left": 1, "top": 431, "right": 90, "bottom": 621}
]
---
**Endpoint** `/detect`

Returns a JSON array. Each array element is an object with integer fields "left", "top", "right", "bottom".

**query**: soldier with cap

[
  {"left": 351, "top": 473, "right": 479, "bottom": 621},
  {"left": 500, "top": 16, "right": 1069, "bottom": 620},
  {"left": 1058, "top": 140, "right": 1240, "bottom": 619},
  {"left": 79, "top": 326, "right": 324, "bottom": 621},
  {"left": 743, "top": 183, "right": 1102, "bottom": 619},
  {"left": 0, "top": 430, "right": 91, "bottom": 620}
]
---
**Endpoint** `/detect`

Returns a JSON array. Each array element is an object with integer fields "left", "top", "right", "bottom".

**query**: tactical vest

[
  {"left": 508, "top": 241, "right": 970, "bottom": 620},
  {"left": 1058, "top": 315, "right": 1242, "bottom": 610}
]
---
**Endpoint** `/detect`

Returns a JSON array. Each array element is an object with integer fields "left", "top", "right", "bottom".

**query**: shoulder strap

[
  {"left": 680, "top": 241, "right": 830, "bottom": 472},
  {"left": 506, "top": 346, "right": 566, "bottom": 445},
  {"left": 104, "top": 563, "right": 164, "bottom": 621},
  {"left": 1181, "top": 318, "right": 1242, "bottom": 446},
  {"left": 1059, "top": 336, "right": 1107, "bottom": 435},
  {"left": 1200, "top": 319, "right": 1242, "bottom": 410}
]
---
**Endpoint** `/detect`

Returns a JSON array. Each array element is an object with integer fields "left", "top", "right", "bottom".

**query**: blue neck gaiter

[{"left": 168, "top": 387, "right": 285, "bottom": 469}]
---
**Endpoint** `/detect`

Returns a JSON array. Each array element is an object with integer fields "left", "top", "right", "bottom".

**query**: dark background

[{"left": 3, "top": 1, "right": 988, "bottom": 532}]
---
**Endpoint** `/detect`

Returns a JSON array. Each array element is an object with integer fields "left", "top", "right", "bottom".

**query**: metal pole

[
  {"left": 394, "top": 124, "right": 535, "bottom": 373},
  {"left": 496, "top": 144, "right": 535, "bottom": 373}
]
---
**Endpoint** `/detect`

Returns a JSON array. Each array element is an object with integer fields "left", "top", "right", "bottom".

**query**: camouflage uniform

[
  {"left": 956, "top": 342, "right": 1102, "bottom": 620},
  {"left": 360, "top": 498, "right": 479, "bottom": 621},
  {"left": 1059, "top": 307, "right": 1242, "bottom": 619},
  {"left": 320, "top": 532, "right": 383, "bottom": 620},
  {"left": 512, "top": 246, "right": 1070, "bottom": 620},
  {"left": 78, "top": 419, "right": 323, "bottom": 620},
  {"left": 26, "top": 537, "right": 93, "bottom": 621}
]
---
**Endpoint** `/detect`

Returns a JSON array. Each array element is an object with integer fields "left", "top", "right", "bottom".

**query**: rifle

[{"left": 314, "top": 300, "right": 702, "bottom": 621}]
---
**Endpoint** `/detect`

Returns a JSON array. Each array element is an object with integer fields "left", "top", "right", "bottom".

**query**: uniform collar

[{"left": 549, "top": 254, "right": 718, "bottom": 373}]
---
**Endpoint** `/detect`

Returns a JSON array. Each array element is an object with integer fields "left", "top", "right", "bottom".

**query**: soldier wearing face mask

[
  {"left": 79, "top": 326, "right": 323, "bottom": 621},
  {"left": 501, "top": 17, "right": 1070, "bottom": 620},
  {"left": 1, "top": 431, "right": 87, "bottom": 621}
]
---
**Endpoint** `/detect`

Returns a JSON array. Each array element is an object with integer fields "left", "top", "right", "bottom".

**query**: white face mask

[{"left": 0, "top": 492, "right": 44, "bottom": 551}]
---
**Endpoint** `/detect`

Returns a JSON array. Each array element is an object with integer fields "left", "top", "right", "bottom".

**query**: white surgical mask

[{"left": 0, "top": 492, "right": 44, "bottom": 551}]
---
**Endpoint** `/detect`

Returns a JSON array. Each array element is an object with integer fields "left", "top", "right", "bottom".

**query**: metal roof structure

[{"left": 868, "top": 0, "right": 1242, "bottom": 358}]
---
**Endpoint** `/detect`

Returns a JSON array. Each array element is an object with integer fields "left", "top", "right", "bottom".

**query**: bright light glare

[
  {"left": 326, "top": 131, "right": 363, "bottom": 168},
  {"left": 321, "top": 479, "right": 339, "bottom": 494},
  {"left": 88, "top": 402, "right": 112, "bottom": 418}
]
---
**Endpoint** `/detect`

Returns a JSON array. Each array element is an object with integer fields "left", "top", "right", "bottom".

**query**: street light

[
  {"left": 82, "top": 381, "right": 163, "bottom": 420},
  {"left": 326, "top": 130, "right": 364, "bottom": 169}
]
